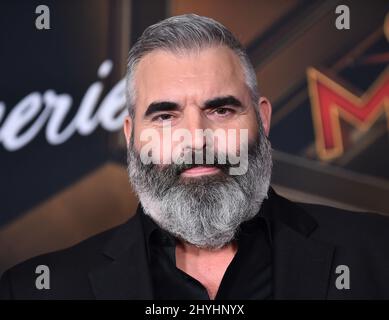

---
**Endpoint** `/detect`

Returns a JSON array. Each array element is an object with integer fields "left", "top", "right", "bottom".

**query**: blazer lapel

[
  {"left": 88, "top": 208, "right": 154, "bottom": 299},
  {"left": 267, "top": 188, "right": 336, "bottom": 299},
  {"left": 88, "top": 188, "right": 335, "bottom": 299}
]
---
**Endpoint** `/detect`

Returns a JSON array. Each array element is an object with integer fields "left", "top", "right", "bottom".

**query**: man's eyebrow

[
  {"left": 202, "top": 95, "right": 243, "bottom": 109},
  {"left": 144, "top": 101, "right": 181, "bottom": 118}
]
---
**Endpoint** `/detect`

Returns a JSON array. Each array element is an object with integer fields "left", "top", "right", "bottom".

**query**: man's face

[
  {"left": 125, "top": 46, "right": 269, "bottom": 173},
  {"left": 124, "top": 46, "right": 273, "bottom": 249}
]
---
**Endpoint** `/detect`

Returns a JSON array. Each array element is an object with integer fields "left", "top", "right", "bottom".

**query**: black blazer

[{"left": 1, "top": 187, "right": 389, "bottom": 299}]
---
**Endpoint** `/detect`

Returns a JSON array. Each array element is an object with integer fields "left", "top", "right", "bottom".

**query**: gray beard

[{"left": 126, "top": 124, "right": 273, "bottom": 249}]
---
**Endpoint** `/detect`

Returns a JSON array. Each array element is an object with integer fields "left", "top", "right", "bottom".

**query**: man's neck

[{"left": 175, "top": 240, "right": 238, "bottom": 299}]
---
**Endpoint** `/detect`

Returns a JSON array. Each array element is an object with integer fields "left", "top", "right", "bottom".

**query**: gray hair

[{"left": 125, "top": 13, "right": 259, "bottom": 119}]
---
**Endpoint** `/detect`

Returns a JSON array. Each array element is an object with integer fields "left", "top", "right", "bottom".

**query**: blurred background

[{"left": 1, "top": 0, "right": 388, "bottom": 275}]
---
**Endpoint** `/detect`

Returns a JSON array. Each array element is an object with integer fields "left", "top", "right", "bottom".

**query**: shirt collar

[{"left": 141, "top": 210, "right": 176, "bottom": 247}]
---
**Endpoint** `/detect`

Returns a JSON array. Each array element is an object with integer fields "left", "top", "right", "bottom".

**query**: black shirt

[{"left": 140, "top": 206, "right": 273, "bottom": 300}]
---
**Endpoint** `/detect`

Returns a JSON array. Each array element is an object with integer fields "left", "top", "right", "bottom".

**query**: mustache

[
  {"left": 145, "top": 148, "right": 258, "bottom": 179},
  {"left": 129, "top": 135, "right": 262, "bottom": 181},
  {"left": 146, "top": 150, "right": 235, "bottom": 176}
]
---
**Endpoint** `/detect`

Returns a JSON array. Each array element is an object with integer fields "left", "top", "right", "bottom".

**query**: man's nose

[{"left": 181, "top": 106, "right": 207, "bottom": 151}]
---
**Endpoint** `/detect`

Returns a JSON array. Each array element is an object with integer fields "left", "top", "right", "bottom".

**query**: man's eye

[
  {"left": 152, "top": 114, "right": 174, "bottom": 122},
  {"left": 213, "top": 107, "right": 234, "bottom": 116}
]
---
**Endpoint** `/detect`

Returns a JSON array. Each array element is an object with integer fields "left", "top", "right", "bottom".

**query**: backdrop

[{"left": 1, "top": 0, "right": 388, "bottom": 275}]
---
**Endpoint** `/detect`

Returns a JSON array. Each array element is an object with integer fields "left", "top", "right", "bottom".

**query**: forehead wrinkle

[{"left": 134, "top": 46, "right": 249, "bottom": 114}]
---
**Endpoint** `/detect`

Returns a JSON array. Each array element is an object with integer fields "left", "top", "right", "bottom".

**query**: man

[{"left": 1, "top": 14, "right": 389, "bottom": 300}]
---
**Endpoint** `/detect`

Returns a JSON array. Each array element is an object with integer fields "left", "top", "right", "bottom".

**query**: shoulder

[
  {"left": 295, "top": 201, "right": 389, "bottom": 245},
  {"left": 0, "top": 218, "right": 134, "bottom": 299},
  {"left": 8, "top": 224, "right": 116, "bottom": 271}
]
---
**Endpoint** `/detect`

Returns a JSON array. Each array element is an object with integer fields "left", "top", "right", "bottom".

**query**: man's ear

[
  {"left": 257, "top": 97, "right": 272, "bottom": 137},
  {"left": 123, "top": 116, "right": 133, "bottom": 145}
]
